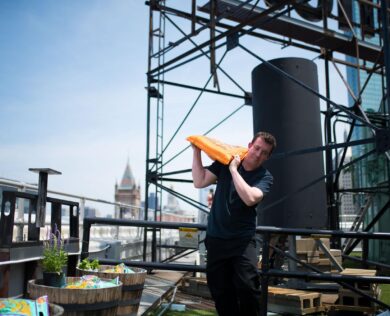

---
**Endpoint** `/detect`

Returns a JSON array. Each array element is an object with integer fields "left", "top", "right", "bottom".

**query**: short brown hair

[{"left": 252, "top": 131, "right": 277, "bottom": 155}]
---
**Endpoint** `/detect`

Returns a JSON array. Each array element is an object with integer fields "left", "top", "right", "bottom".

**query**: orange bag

[{"left": 187, "top": 135, "right": 248, "bottom": 165}]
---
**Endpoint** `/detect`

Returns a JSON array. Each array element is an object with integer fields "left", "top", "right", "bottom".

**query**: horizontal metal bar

[
  {"left": 263, "top": 269, "right": 390, "bottom": 284},
  {"left": 94, "top": 260, "right": 390, "bottom": 284},
  {"left": 337, "top": 186, "right": 389, "bottom": 194},
  {"left": 157, "top": 177, "right": 193, "bottom": 183},
  {"left": 150, "top": 79, "right": 246, "bottom": 99},
  {"left": 158, "top": 244, "right": 196, "bottom": 249},
  {"left": 97, "top": 258, "right": 206, "bottom": 273},
  {"left": 83, "top": 217, "right": 390, "bottom": 240},
  {"left": 84, "top": 217, "right": 207, "bottom": 230},
  {"left": 0, "top": 178, "right": 143, "bottom": 211},
  {"left": 271, "top": 138, "right": 375, "bottom": 160},
  {"left": 255, "top": 226, "right": 390, "bottom": 240},
  {"left": 343, "top": 254, "right": 390, "bottom": 270},
  {"left": 158, "top": 169, "right": 192, "bottom": 177},
  {"left": 0, "top": 250, "right": 81, "bottom": 267}
]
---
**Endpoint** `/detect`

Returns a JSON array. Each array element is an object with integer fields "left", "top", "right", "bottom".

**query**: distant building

[
  {"left": 337, "top": 146, "right": 355, "bottom": 217},
  {"left": 84, "top": 206, "right": 96, "bottom": 218},
  {"left": 140, "top": 192, "right": 159, "bottom": 220},
  {"left": 345, "top": 3, "right": 390, "bottom": 263},
  {"left": 159, "top": 186, "right": 195, "bottom": 222},
  {"left": 148, "top": 192, "right": 159, "bottom": 211},
  {"left": 114, "top": 160, "right": 141, "bottom": 219}
]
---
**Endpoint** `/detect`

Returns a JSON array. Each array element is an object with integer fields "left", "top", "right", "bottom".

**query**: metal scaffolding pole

[{"left": 142, "top": 0, "right": 390, "bottom": 264}]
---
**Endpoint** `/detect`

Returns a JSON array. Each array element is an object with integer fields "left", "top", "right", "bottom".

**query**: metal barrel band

[
  {"left": 122, "top": 283, "right": 144, "bottom": 291},
  {"left": 61, "top": 300, "right": 120, "bottom": 312},
  {"left": 119, "top": 298, "right": 141, "bottom": 306}
]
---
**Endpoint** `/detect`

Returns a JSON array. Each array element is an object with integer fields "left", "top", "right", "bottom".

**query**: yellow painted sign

[{"left": 178, "top": 227, "right": 199, "bottom": 249}]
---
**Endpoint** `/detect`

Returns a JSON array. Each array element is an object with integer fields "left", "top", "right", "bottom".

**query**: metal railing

[
  {"left": 81, "top": 218, "right": 390, "bottom": 315},
  {"left": 0, "top": 177, "right": 149, "bottom": 244},
  {"left": 2, "top": 178, "right": 390, "bottom": 314},
  {"left": 0, "top": 177, "right": 144, "bottom": 218}
]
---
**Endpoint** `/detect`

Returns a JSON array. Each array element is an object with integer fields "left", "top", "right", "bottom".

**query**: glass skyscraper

[{"left": 345, "top": 1, "right": 390, "bottom": 263}]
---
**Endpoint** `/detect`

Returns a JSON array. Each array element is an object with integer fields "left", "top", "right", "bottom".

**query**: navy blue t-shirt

[{"left": 206, "top": 161, "right": 273, "bottom": 239}]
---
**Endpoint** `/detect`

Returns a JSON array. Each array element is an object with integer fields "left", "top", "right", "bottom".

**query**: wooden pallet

[
  {"left": 339, "top": 288, "right": 380, "bottom": 308},
  {"left": 296, "top": 239, "right": 317, "bottom": 253},
  {"left": 297, "top": 251, "right": 320, "bottom": 264},
  {"left": 297, "top": 238, "right": 330, "bottom": 253},
  {"left": 336, "top": 269, "right": 380, "bottom": 315},
  {"left": 268, "top": 286, "right": 324, "bottom": 315},
  {"left": 181, "top": 278, "right": 326, "bottom": 315},
  {"left": 340, "top": 268, "right": 377, "bottom": 291}
]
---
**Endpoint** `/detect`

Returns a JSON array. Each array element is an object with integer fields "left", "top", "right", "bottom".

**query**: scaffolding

[{"left": 143, "top": 0, "right": 390, "bottom": 265}]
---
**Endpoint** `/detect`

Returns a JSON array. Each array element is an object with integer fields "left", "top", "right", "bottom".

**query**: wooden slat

[
  {"left": 268, "top": 286, "right": 323, "bottom": 315},
  {"left": 340, "top": 268, "right": 376, "bottom": 276}
]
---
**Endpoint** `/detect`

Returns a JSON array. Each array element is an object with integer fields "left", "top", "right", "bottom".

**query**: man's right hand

[{"left": 229, "top": 154, "right": 241, "bottom": 173}]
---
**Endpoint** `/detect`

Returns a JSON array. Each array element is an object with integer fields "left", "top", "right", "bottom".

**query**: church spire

[{"left": 119, "top": 159, "right": 135, "bottom": 189}]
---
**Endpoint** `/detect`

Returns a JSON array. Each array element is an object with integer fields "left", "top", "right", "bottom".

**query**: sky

[
  {"left": 0, "top": 1, "right": 149, "bottom": 214},
  {"left": 0, "top": 1, "right": 349, "bottom": 216}
]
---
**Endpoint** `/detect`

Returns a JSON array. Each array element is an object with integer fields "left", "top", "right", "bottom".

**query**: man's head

[
  {"left": 251, "top": 132, "right": 277, "bottom": 156},
  {"left": 243, "top": 132, "right": 276, "bottom": 170}
]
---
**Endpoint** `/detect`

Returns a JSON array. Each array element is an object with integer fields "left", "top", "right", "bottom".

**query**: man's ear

[{"left": 248, "top": 142, "right": 253, "bottom": 149}]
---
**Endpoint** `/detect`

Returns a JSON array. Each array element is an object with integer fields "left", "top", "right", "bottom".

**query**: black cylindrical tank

[{"left": 252, "top": 57, "right": 327, "bottom": 229}]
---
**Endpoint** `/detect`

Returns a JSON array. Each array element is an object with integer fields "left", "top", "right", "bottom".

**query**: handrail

[
  {"left": 0, "top": 252, "right": 80, "bottom": 267},
  {"left": 0, "top": 243, "right": 109, "bottom": 267},
  {"left": 0, "top": 177, "right": 143, "bottom": 210},
  {"left": 255, "top": 225, "right": 390, "bottom": 240},
  {"left": 83, "top": 217, "right": 206, "bottom": 229},
  {"left": 82, "top": 217, "right": 390, "bottom": 241}
]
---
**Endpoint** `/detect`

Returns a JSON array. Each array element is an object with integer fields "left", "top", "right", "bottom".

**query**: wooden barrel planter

[
  {"left": 28, "top": 277, "right": 122, "bottom": 316},
  {"left": 78, "top": 265, "right": 147, "bottom": 316}
]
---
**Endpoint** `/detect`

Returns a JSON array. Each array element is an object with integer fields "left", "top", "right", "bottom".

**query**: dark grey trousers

[{"left": 205, "top": 235, "right": 261, "bottom": 316}]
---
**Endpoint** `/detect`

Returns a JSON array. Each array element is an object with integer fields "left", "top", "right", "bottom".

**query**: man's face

[{"left": 245, "top": 137, "right": 272, "bottom": 168}]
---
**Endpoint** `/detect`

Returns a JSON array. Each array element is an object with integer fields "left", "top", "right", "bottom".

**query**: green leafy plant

[
  {"left": 42, "top": 226, "right": 68, "bottom": 274},
  {"left": 78, "top": 258, "right": 100, "bottom": 271}
]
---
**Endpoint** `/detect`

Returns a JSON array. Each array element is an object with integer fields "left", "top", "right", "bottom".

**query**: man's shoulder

[{"left": 254, "top": 165, "right": 272, "bottom": 177}]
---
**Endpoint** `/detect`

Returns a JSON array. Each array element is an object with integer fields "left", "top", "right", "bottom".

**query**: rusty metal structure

[{"left": 143, "top": 0, "right": 390, "bottom": 263}]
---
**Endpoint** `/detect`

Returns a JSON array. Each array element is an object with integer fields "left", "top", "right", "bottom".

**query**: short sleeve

[
  {"left": 207, "top": 160, "right": 222, "bottom": 177},
  {"left": 256, "top": 171, "right": 273, "bottom": 196}
]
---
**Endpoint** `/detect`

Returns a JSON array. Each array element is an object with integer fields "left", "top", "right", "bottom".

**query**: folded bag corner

[{"left": 187, "top": 135, "right": 247, "bottom": 165}]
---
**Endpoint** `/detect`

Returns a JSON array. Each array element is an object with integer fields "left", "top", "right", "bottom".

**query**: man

[{"left": 192, "top": 131, "right": 276, "bottom": 316}]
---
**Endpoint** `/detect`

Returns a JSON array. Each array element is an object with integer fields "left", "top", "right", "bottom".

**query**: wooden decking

[
  {"left": 137, "top": 267, "right": 382, "bottom": 315},
  {"left": 138, "top": 270, "right": 184, "bottom": 315}
]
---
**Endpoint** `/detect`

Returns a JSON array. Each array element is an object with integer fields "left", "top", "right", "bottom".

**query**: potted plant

[
  {"left": 41, "top": 226, "right": 67, "bottom": 287},
  {"left": 78, "top": 258, "right": 100, "bottom": 272}
]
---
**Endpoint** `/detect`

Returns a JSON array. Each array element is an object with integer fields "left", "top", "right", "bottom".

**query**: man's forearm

[
  {"left": 229, "top": 155, "right": 263, "bottom": 206},
  {"left": 230, "top": 169, "right": 263, "bottom": 206}
]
